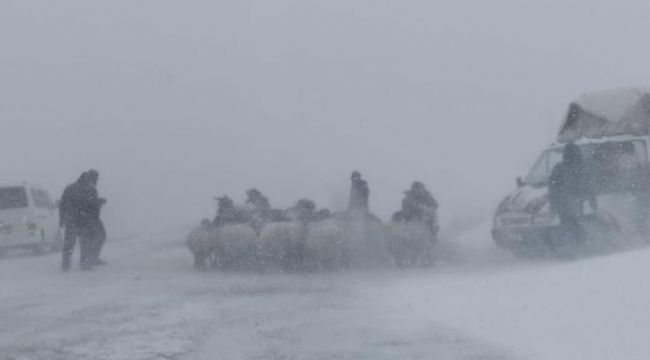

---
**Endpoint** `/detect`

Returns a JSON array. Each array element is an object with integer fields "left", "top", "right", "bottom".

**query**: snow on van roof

[{"left": 557, "top": 87, "right": 650, "bottom": 143}]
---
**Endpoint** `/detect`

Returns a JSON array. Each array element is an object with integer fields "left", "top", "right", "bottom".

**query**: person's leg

[
  {"left": 93, "top": 220, "right": 107, "bottom": 264},
  {"left": 79, "top": 226, "right": 94, "bottom": 271},
  {"left": 61, "top": 225, "right": 78, "bottom": 271},
  {"left": 561, "top": 214, "right": 579, "bottom": 239}
]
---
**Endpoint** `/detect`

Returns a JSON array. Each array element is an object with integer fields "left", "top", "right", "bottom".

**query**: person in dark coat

[
  {"left": 212, "top": 195, "right": 249, "bottom": 228},
  {"left": 295, "top": 199, "right": 317, "bottom": 224},
  {"left": 348, "top": 171, "right": 369, "bottom": 212},
  {"left": 400, "top": 181, "right": 439, "bottom": 236},
  {"left": 85, "top": 169, "right": 107, "bottom": 266},
  {"left": 59, "top": 171, "right": 106, "bottom": 271},
  {"left": 549, "top": 143, "right": 598, "bottom": 245},
  {"left": 59, "top": 172, "right": 84, "bottom": 271},
  {"left": 401, "top": 181, "right": 439, "bottom": 222},
  {"left": 246, "top": 188, "right": 270, "bottom": 210}
]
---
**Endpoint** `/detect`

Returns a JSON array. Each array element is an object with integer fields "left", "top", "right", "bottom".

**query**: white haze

[{"left": 2, "top": 0, "right": 650, "bottom": 237}]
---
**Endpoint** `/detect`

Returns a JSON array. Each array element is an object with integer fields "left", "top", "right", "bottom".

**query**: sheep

[
  {"left": 305, "top": 219, "right": 350, "bottom": 271},
  {"left": 211, "top": 224, "right": 258, "bottom": 270},
  {"left": 257, "top": 222, "right": 307, "bottom": 272},
  {"left": 383, "top": 222, "right": 435, "bottom": 267},
  {"left": 186, "top": 220, "right": 217, "bottom": 271}
]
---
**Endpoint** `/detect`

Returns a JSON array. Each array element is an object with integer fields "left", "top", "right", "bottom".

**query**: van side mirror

[{"left": 516, "top": 177, "right": 524, "bottom": 187}]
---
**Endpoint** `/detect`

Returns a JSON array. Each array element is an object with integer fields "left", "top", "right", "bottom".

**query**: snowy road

[{"left": 2, "top": 223, "right": 650, "bottom": 360}]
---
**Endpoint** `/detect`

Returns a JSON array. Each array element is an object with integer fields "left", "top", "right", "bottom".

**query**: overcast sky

[{"left": 2, "top": 0, "right": 650, "bottom": 237}]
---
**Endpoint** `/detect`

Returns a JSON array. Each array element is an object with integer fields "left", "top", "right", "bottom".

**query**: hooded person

[
  {"left": 295, "top": 199, "right": 317, "bottom": 224},
  {"left": 85, "top": 169, "right": 107, "bottom": 266},
  {"left": 401, "top": 181, "right": 439, "bottom": 221},
  {"left": 400, "top": 181, "right": 439, "bottom": 236},
  {"left": 212, "top": 195, "right": 250, "bottom": 227},
  {"left": 549, "top": 142, "right": 597, "bottom": 245},
  {"left": 59, "top": 170, "right": 106, "bottom": 271},
  {"left": 245, "top": 188, "right": 271, "bottom": 210},
  {"left": 348, "top": 171, "right": 369, "bottom": 213},
  {"left": 59, "top": 172, "right": 86, "bottom": 271}
]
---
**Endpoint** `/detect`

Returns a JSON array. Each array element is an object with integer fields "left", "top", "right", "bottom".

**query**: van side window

[
  {"left": 31, "top": 189, "right": 53, "bottom": 209},
  {"left": 0, "top": 187, "right": 29, "bottom": 209}
]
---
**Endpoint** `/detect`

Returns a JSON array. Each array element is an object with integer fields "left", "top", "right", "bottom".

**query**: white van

[
  {"left": 492, "top": 88, "right": 650, "bottom": 258},
  {"left": 0, "top": 184, "right": 62, "bottom": 255}
]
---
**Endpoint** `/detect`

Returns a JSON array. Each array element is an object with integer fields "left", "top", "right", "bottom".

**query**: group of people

[
  {"left": 57, "top": 168, "right": 439, "bottom": 271},
  {"left": 349, "top": 171, "right": 439, "bottom": 229},
  {"left": 206, "top": 171, "right": 439, "bottom": 234},
  {"left": 211, "top": 188, "right": 332, "bottom": 234},
  {"left": 59, "top": 169, "right": 107, "bottom": 271}
]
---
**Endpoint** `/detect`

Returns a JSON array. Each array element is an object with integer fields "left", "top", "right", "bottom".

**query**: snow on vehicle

[
  {"left": 0, "top": 184, "right": 62, "bottom": 256},
  {"left": 492, "top": 88, "right": 650, "bottom": 258}
]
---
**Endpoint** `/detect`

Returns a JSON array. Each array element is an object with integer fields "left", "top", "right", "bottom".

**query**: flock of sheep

[{"left": 187, "top": 208, "right": 438, "bottom": 272}]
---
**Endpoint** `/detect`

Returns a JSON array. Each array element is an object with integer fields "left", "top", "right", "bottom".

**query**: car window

[{"left": 0, "top": 187, "right": 29, "bottom": 210}]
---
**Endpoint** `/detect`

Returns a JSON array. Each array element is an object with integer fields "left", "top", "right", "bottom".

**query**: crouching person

[{"left": 187, "top": 219, "right": 215, "bottom": 270}]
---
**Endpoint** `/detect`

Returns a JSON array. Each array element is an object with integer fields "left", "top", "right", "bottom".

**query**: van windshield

[
  {"left": 523, "top": 148, "right": 563, "bottom": 186},
  {"left": 0, "top": 187, "right": 29, "bottom": 210},
  {"left": 523, "top": 140, "right": 648, "bottom": 189}
]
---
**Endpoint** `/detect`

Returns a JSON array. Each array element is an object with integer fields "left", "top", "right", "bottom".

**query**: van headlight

[{"left": 532, "top": 212, "right": 556, "bottom": 225}]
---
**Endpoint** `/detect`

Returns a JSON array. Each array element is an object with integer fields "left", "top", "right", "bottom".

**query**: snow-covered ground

[{"left": 1, "top": 221, "right": 650, "bottom": 360}]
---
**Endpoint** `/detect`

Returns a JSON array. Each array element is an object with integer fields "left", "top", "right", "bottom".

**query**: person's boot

[{"left": 80, "top": 256, "right": 94, "bottom": 271}]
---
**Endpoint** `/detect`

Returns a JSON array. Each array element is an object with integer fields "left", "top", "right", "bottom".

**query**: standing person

[
  {"left": 59, "top": 171, "right": 105, "bottom": 271},
  {"left": 401, "top": 181, "right": 439, "bottom": 235},
  {"left": 348, "top": 171, "right": 369, "bottom": 213},
  {"left": 85, "top": 169, "right": 107, "bottom": 266},
  {"left": 549, "top": 143, "right": 597, "bottom": 246},
  {"left": 59, "top": 172, "right": 85, "bottom": 271},
  {"left": 245, "top": 188, "right": 270, "bottom": 210},
  {"left": 212, "top": 195, "right": 249, "bottom": 228}
]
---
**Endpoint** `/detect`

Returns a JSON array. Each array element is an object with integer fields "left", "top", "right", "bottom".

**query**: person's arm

[
  {"left": 423, "top": 191, "right": 438, "bottom": 209},
  {"left": 430, "top": 195, "right": 439, "bottom": 210}
]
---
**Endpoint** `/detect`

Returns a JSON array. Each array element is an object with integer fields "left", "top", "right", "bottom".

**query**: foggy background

[{"left": 1, "top": 0, "right": 649, "bottom": 238}]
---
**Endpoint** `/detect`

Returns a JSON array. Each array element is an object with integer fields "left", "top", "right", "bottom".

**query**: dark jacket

[
  {"left": 549, "top": 143, "right": 596, "bottom": 217},
  {"left": 401, "top": 187, "right": 438, "bottom": 222},
  {"left": 349, "top": 178, "right": 369, "bottom": 211},
  {"left": 59, "top": 176, "right": 104, "bottom": 228}
]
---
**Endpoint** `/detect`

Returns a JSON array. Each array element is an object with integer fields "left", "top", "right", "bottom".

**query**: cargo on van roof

[{"left": 557, "top": 87, "right": 650, "bottom": 143}]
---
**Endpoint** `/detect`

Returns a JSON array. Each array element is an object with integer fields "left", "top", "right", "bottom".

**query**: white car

[{"left": 0, "top": 184, "right": 62, "bottom": 255}]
